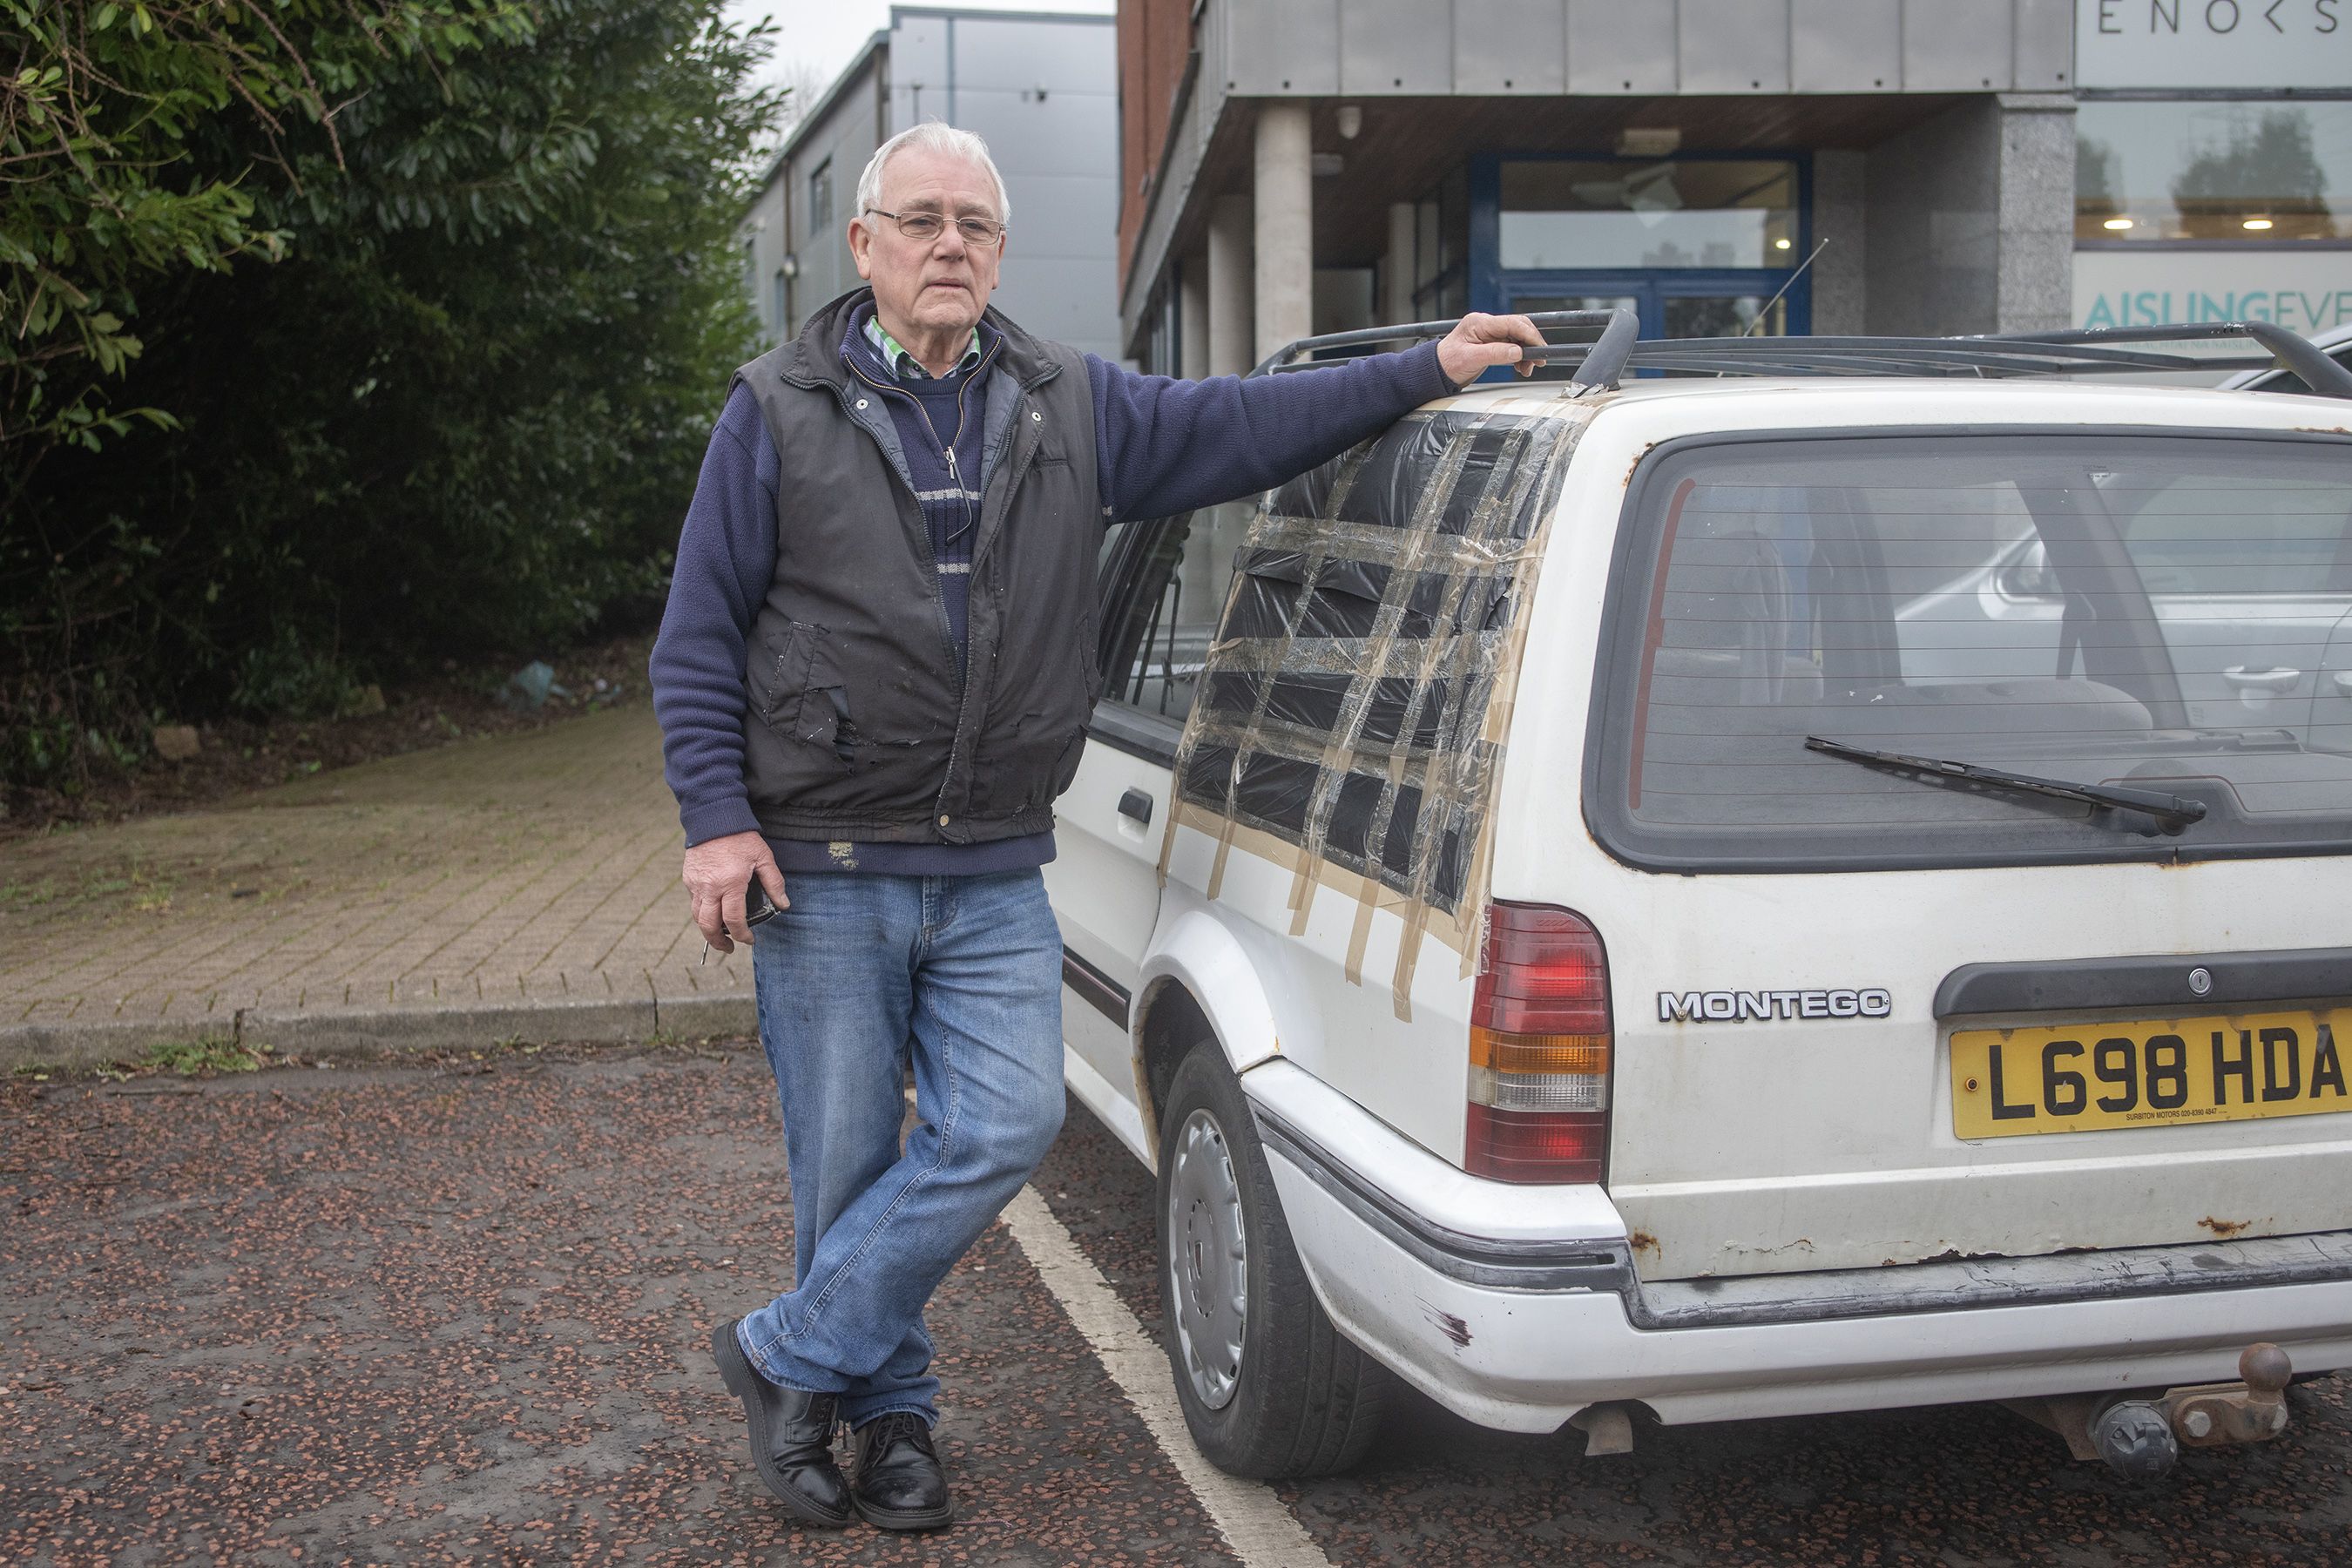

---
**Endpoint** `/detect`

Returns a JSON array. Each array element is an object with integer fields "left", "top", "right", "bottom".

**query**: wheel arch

[{"left": 1129, "top": 898, "right": 1313, "bottom": 1162}]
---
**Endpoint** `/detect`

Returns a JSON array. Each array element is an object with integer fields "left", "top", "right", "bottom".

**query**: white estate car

[{"left": 1043, "top": 317, "right": 2352, "bottom": 1481}]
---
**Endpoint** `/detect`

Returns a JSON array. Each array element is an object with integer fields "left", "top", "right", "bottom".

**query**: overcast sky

[{"left": 727, "top": 0, "right": 1114, "bottom": 107}]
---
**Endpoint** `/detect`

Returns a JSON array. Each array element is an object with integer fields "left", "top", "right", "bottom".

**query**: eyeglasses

[{"left": 863, "top": 207, "right": 1007, "bottom": 247}]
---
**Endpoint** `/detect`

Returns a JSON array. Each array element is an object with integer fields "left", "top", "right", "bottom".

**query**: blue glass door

[
  {"left": 1507, "top": 276, "right": 1799, "bottom": 339},
  {"left": 1477, "top": 154, "right": 1810, "bottom": 345}
]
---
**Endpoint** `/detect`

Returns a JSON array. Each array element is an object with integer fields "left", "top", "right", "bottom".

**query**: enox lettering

[
  {"left": 2096, "top": 0, "right": 2342, "bottom": 36},
  {"left": 1658, "top": 989, "right": 1893, "bottom": 1024}
]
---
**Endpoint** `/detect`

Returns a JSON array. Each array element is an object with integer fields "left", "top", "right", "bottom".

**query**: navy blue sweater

[
  {"left": 650, "top": 328, "right": 1455, "bottom": 874},
  {"left": 841, "top": 304, "right": 993, "bottom": 671}
]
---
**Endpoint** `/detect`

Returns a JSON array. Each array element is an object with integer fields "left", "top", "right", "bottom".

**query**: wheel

[{"left": 1155, "top": 1039, "right": 1390, "bottom": 1478}]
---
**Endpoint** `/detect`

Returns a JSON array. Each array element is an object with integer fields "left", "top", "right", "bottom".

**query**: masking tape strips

[{"left": 1158, "top": 404, "right": 1589, "bottom": 1019}]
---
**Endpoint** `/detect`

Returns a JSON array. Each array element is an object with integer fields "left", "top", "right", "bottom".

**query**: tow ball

[{"left": 2004, "top": 1343, "right": 2295, "bottom": 1477}]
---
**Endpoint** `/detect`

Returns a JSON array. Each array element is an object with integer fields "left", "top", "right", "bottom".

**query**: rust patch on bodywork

[
  {"left": 1421, "top": 1302, "right": 1472, "bottom": 1347},
  {"left": 2201, "top": 1215, "right": 2254, "bottom": 1239},
  {"left": 1627, "top": 1229, "right": 1659, "bottom": 1257}
]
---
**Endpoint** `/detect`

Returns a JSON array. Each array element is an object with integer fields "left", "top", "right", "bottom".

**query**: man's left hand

[{"left": 1436, "top": 312, "right": 1548, "bottom": 388}]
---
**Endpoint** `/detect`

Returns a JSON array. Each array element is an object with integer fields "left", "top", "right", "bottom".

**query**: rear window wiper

[{"left": 1803, "top": 736, "right": 2208, "bottom": 835}]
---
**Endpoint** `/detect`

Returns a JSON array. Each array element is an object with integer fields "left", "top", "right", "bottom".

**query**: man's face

[{"left": 848, "top": 148, "right": 1006, "bottom": 339}]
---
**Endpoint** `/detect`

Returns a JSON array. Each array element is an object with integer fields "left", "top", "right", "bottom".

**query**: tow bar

[{"left": 2004, "top": 1343, "right": 2295, "bottom": 1477}]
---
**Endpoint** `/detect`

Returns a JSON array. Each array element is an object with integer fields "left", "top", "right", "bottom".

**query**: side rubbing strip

[{"left": 1061, "top": 946, "right": 1129, "bottom": 1024}]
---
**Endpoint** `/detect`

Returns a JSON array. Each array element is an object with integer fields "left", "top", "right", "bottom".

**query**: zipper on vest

[
  {"left": 909, "top": 339, "right": 997, "bottom": 549},
  {"left": 838, "top": 340, "right": 1002, "bottom": 690}
]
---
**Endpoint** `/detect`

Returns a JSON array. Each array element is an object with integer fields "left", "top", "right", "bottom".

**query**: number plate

[{"left": 1951, "top": 1008, "right": 2352, "bottom": 1139}]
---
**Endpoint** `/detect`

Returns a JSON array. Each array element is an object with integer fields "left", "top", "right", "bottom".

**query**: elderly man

[{"left": 649, "top": 120, "right": 1539, "bottom": 1531}]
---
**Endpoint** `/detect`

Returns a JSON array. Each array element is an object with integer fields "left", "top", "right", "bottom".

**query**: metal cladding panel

[
  {"left": 943, "top": 14, "right": 1114, "bottom": 88},
  {"left": 792, "top": 71, "right": 882, "bottom": 321},
  {"left": 1790, "top": 0, "right": 1902, "bottom": 91},
  {"left": 1901, "top": 0, "right": 2015, "bottom": 91},
  {"left": 990, "top": 255, "right": 1122, "bottom": 357},
  {"left": 953, "top": 86, "right": 1118, "bottom": 179},
  {"left": 2011, "top": 0, "right": 2072, "bottom": 91},
  {"left": 1339, "top": 0, "right": 1456, "bottom": 94},
  {"left": 889, "top": 17, "right": 949, "bottom": 126},
  {"left": 1566, "top": 0, "right": 1679, "bottom": 94},
  {"left": 1678, "top": 0, "right": 1790, "bottom": 92},
  {"left": 1453, "top": 0, "right": 1568, "bottom": 93},
  {"left": 1223, "top": 0, "right": 1341, "bottom": 94},
  {"left": 997, "top": 173, "right": 1118, "bottom": 261}
]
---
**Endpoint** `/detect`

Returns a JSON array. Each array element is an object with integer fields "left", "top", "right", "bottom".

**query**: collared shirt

[{"left": 862, "top": 316, "right": 983, "bottom": 382}]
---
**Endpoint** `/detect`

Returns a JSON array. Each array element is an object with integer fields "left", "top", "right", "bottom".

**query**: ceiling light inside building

[
  {"left": 1335, "top": 105, "right": 1362, "bottom": 139},
  {"left": 2103, "top": 217, "right": 2134, "bottom": 230},
  {"left": 1775, "top": 238, "right": 1792, "bottom": 250},
  {"left": 2243, "top": 217, "right": 2274, "bottom": 230}
]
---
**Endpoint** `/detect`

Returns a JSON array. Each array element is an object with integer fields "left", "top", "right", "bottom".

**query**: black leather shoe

[
  {"left": 850, "top": 1411, "right": 955, "bottom": 1531},
  {"left": 710, "top": 1317, "right": 853, "bottom": 1526}
]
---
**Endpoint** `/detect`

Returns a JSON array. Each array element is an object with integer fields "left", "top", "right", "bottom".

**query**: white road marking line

[{"left": 998, "top": 1186, "right": 1338, "bottom": 1568}]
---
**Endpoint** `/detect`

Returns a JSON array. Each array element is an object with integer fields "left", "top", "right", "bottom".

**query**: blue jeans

[{"left": 736, "top": 869, "right": 1065, "bottom": 1429}]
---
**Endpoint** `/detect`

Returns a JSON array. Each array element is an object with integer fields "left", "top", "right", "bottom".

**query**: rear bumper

[{"left": 1241, "top": 1060, "right": 2352, "bottom": 1435}]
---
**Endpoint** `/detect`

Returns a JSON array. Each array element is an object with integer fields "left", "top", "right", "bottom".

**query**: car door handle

[
  {"left": 1118, "top": 787, "right": 1154, "bottom": 825},
  {"left": 2222, "top": 666, "right": 2302, "bottom": 693}
]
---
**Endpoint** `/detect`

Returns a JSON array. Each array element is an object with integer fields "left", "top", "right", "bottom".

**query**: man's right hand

[{"left": 684, "top": 830, "right": 787, "bottom": 953}]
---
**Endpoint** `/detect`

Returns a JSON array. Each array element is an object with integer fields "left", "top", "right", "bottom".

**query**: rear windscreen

[{"left": 1587, "top": 433, "right": 2352, "bottom": 870}]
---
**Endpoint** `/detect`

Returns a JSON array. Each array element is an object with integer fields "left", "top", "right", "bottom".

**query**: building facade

[
  {"left": 2072, "top": 3, "right": 2352, "bottom": 337},
  {"left": 1115, "top": 0, "right": 2352, "bottom": 374},
  {"left": 741, "top": 6, "right": 1123, "bottom": 360}
]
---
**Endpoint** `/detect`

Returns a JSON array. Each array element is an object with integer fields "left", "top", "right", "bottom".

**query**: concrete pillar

[
  {"left": 1206, "top": 193, "right": 1254, "bottom": 379},
  {"left": 1864, "top": 94, "right": 2074, "bottom": 337},
  {"left": 1253, "top": 104, "right": 1314, "bottom": 366},
  {"left": 1382, "top": 202, "right": 1416, "bottom": 325},
  {"left": 1994, "top": 95, "right": 2077, "bottom": 334},
  {"left": 1178, "top": 253, "right": 1210, "bottom": 379},
  {"left": 1809, "top": 151, "right": 1866, "bottom": 335}
]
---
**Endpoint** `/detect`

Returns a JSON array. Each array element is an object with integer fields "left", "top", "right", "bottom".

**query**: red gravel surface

[
  {"left": 7, "top": 1043, "right": 2348, "bottom": 1567},
  {"left": 0, "top": 1046, "right": 1236, "bottom": 1566}
]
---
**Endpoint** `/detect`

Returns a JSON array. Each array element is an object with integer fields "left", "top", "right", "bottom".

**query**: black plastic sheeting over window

[{"left": 1166, "top": 407, "right": 1581, "bottom": 919}]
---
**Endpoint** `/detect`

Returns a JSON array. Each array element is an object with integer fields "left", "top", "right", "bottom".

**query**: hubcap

[{"left": 1166, "top": 1106, "right": 1248, "bottom": 1409}]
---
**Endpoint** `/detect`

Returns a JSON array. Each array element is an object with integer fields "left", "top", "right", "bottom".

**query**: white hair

[{"left": 854, "top": 121, "right": 1012, "bottom": 226}]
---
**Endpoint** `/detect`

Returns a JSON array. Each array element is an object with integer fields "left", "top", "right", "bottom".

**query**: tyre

[{"left": 1155, "top": 1039, "right": 1390, "bottom": 1478}]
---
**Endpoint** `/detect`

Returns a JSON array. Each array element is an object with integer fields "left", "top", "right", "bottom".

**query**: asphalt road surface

[{"left": 3, "top": 1042, "right": 2346, "bottom": 1565}]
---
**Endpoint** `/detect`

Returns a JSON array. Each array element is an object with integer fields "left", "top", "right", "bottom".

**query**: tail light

[{"left": 1465, "top": 902, "right": 1612, "bottom": 1184}]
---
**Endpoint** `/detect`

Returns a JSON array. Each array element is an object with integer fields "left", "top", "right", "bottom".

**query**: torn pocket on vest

[{"left": 754, "top": 618, "right": 855, "bottom": 768}]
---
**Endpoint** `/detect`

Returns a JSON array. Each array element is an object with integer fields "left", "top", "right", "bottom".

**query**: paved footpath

[
  {"left": 0, "top": 706, "right": 748, "bottom": 1070},
  {"left": 0, "top": 1049, "right": 1240, "bottom": 1566}
]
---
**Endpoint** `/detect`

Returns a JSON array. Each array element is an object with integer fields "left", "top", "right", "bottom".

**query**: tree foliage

[{"left": 3, "top": 0, "right": 777, "bottom": 787}]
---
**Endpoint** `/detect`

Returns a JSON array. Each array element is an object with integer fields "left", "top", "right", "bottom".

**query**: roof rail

[
  {"left": 1247, "top": 308, "right": 1639, "bottom": 393},
  {"left": 1981, "top": 321, "right": 2352, "bottom": 398},
  {"left": 1245, "top": 316, "right": 2352, "bottom": 399}
]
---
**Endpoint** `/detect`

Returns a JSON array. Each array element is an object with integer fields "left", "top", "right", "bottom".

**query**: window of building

[
  {"left": 773, "top": 269, "right": 793, "bottom": 342},
  {"left": 1423, "top": 171, "right": 1469, "bottom": 318},
  {"left": 1499, "top": 159, "right": 1799, "bottom": 270},
  {"left": 809, "top": 159, "right": 834, "bottom": 231},
  {"left": 2077, "top": 100, "right": 2352, "bottom": 243}
]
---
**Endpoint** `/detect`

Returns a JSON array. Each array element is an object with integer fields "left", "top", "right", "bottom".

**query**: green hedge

[{"left": 2, "top": 0, "right": 777, "bottom": 786}]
